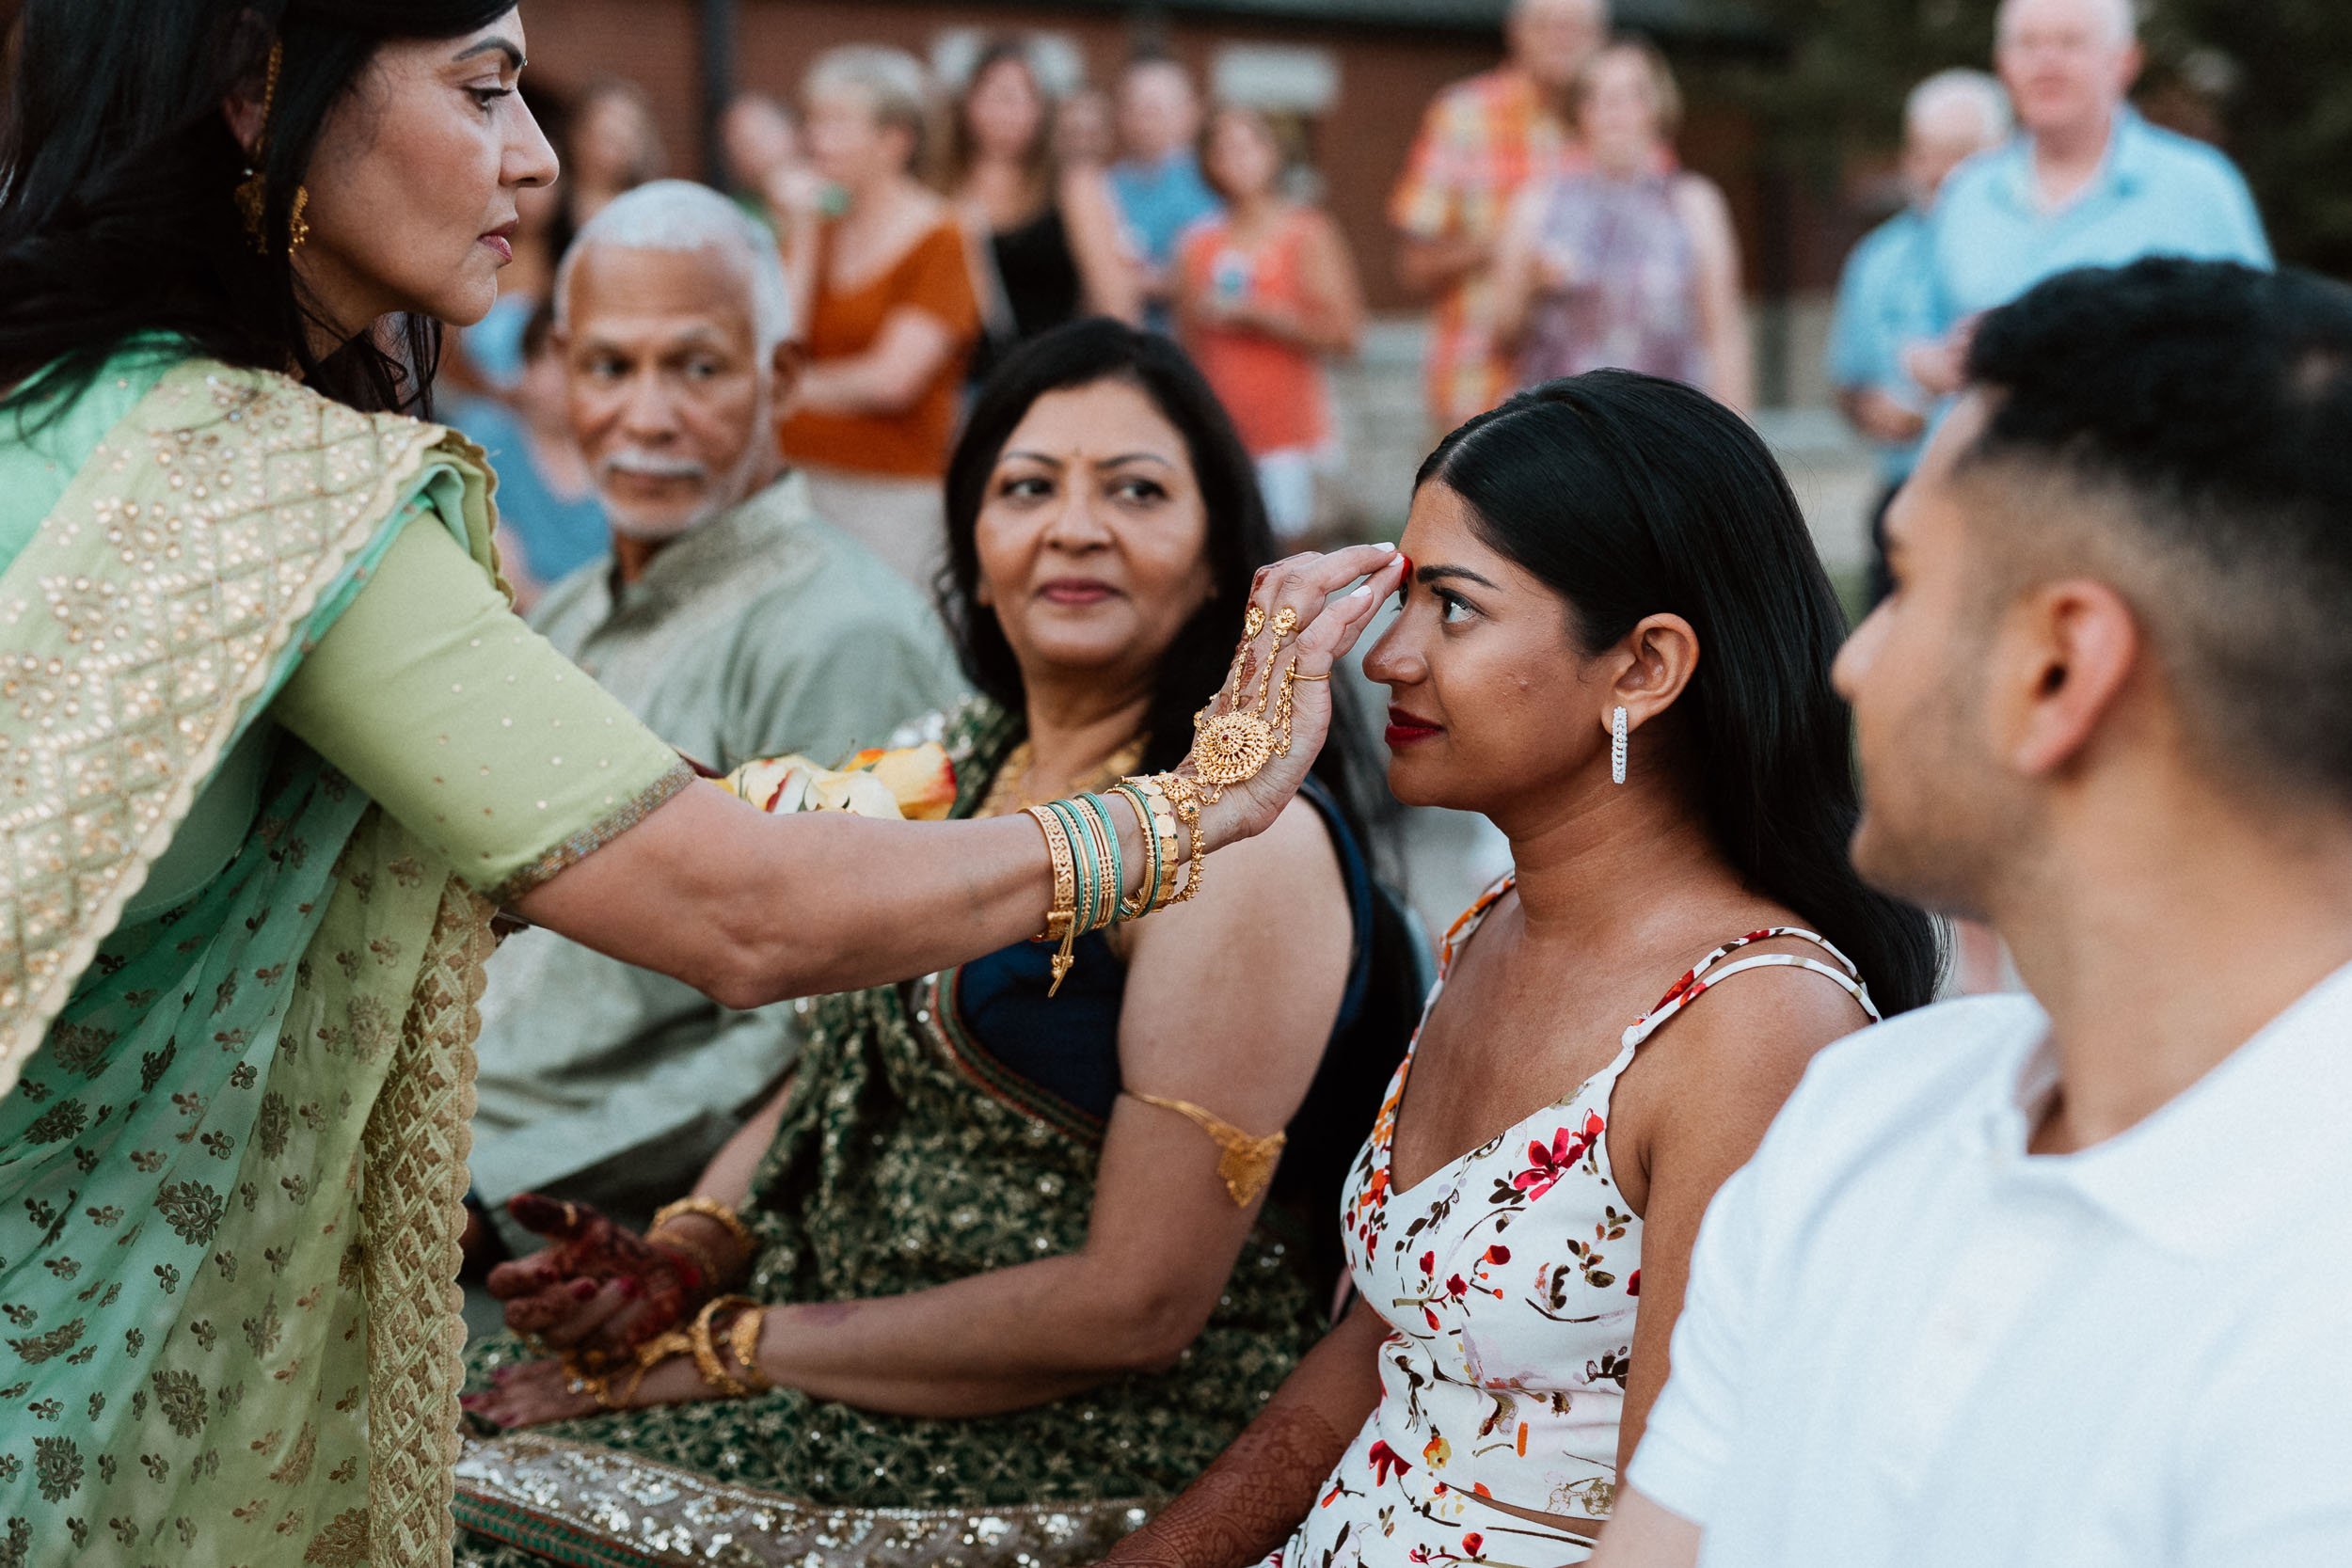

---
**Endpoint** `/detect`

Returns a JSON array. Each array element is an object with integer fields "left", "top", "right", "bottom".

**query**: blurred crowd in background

[{"left": 423, "top": 0, "right": 2316, "bottom": 614}]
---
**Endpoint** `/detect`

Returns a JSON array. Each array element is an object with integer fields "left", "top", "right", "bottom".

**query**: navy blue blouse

[{"left": 948, "top": 779, "right": 1378, "bottom": 1125}]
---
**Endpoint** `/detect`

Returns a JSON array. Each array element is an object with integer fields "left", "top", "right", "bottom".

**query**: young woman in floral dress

[{"left": 1097, "top": 372, "right": 1941, "bottom": 1568}]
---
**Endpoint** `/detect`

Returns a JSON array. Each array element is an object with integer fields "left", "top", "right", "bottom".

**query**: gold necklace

[{"left": 976, "top": 736, "right": 1148, "bottom": 819}]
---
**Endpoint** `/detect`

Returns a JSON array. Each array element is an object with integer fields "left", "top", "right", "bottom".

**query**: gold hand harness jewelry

[
  {"left": 1191, "top": 606, "right": 1297, "bottom": 801},
  {"left": 1126, "top": 1092, "right": 1287, "bottom": 1206},
  {"left": 1189, "top": 605, "right": 1333, "bottom": 802}
]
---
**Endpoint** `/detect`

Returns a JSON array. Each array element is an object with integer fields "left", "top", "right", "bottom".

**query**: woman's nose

[{"left": 1360, "top": 610, "right": 1420, "bottom": 686}]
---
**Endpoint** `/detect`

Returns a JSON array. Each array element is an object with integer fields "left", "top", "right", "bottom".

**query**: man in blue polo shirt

[
  {"left": 1906, "top": 0, "right": 2269, "bottom": 398},
  {"left": 1108, "top": 53, "right": 1222, "bottom": 333},
  {"left": 1827, "top": 69, "right": 2010, "bottom": 603}
]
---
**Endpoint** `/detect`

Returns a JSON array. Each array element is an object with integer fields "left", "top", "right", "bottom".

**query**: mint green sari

[{"left": 0, "top": 352, "right": 687, "bottom": 1567}]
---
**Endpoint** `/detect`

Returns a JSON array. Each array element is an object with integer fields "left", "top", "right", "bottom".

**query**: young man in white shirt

[{"left": 1594, "top": 257, "right": 2352, "bottom": 1568}]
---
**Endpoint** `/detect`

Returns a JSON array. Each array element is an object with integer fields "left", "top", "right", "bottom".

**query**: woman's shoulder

[
  {"left": 105, "top": 358, "right": 469, "bottom": 500},
  {"left": 1669, "top": 171, "right": 1733, "bottom": 219},
  {"left": 1203, "top": 789, "right": 1347, "bottom": 910}
]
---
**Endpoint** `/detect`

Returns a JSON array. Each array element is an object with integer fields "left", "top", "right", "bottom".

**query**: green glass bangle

[
  {"left": 1081, "top": 793, "right": 1125, "bottom": 928},
  {"left": 1112, "top": 782, "right": 1162, "bottom": 920},
  {"left": 1047, "top": 799, "right": 1098, "bottom": 941}
]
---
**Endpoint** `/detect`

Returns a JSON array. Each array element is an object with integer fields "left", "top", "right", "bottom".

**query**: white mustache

[{"left": 598, "top": 450, "right": 708, "bottom": 483}]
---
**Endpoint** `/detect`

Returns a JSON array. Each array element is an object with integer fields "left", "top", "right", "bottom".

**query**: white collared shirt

[{"left": 1629, "top": 969, "right": 2352, "bottom": 1567}]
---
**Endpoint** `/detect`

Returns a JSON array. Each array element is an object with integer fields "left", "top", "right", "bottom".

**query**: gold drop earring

[{"left": 233, "top": 40, "right": 310, "bottom": 254}]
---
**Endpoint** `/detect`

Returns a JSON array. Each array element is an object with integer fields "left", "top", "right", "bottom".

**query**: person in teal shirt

[
  {"left": 1108, "top": 54, "right": 1222, "bottom": 331},
  {"left": 1910, "top": 0, "right": 2269, "bottom": 395},
  {"left": 1826, "top": 69, "right": 2010, "bottom": 601}
]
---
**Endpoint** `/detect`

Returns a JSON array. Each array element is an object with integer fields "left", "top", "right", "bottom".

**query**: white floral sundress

[{"left": 1266, "top": 877, "right": 1878, "bottom": 1568}]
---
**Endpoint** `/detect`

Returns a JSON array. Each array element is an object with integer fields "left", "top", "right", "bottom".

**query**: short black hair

[{"left": 1963, "top": 258, "right": 2352, "bottom": 806}]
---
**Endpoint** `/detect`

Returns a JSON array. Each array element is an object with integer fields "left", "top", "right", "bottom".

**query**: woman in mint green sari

[{"left": 0, "top": 6, "right": 1406, "bottom": 1563}]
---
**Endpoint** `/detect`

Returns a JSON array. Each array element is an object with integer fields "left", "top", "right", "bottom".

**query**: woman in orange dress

[
  {"left": 1175, "top": 105, "right": 1364, "bottom": 544},
  {"left": 775, "top": 46, "right": 982, "bottom": 585}
]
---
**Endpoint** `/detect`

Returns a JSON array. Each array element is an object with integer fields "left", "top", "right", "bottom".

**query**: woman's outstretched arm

[
  {"left": 1101, "top": 1296, "right": 1390, "bottom": 1568},
  {"left": 279, "top": 522, "right": 1402, "bottom": 1008}
]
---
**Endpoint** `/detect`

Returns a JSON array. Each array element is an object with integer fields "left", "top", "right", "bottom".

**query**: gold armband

[{"left": 1127, "top": 1091, "right": 1286, "bottom": 1206}]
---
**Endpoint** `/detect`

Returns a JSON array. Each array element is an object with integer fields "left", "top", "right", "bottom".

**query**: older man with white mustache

[{"left": 462, "top": 181, "right": 965, "bottom": 1265}]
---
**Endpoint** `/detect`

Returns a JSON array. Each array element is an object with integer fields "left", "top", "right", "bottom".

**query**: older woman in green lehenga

[
  {"left": 0, "top": 6, "right": 1403, "bottom": 1564},
  {"left": 446, "top": 322, "right": 1426, "bottom": 1568}
]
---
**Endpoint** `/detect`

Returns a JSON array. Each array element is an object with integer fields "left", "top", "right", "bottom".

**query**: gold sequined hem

[
  {"left": 482, "top": 759, "right": 698, "bottom": 906},
  {"left": 453, "top": 1434, "right": 1152, "bottom": 1568}
]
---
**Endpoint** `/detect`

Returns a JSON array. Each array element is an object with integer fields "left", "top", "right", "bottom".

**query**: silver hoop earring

[{"left": 1612, "top": 705, "right": 1629, "bottom": 785}]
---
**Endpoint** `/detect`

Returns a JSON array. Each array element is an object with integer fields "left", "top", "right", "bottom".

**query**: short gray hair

[
  {"left": 1907, "top": 69, "right": 2013, "bottom": 145},
  {"left": 1996, "top": 0, "right": 2137, "bottom": 47},
  {"left": 804, "top": 45, "right": 933, "bottom": 167},
  {"left": 552, "top": 179, "right": 793, "bottom": 356}
]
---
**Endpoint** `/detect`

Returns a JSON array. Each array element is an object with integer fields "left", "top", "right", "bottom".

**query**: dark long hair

[
  {"left": 942, "top": 316, "right": 1379, "bottom": 834},
  {"left": 0, "top": 0, "right": 519, "bottom": 419},
  {"left": 1420, "top": 372, "right": 1942, "bottom": 1013},
  {"left": 942, "top": 38, "right": 1056, "bottom": 202}
]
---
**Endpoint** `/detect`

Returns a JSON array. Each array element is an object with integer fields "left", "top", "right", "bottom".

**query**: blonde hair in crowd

[
  {"left": 1574, "top": 37, "right": 1684, "bottom": 139},
  {"left": 804, "top": 44, "right": 937, "bottom": 173}
]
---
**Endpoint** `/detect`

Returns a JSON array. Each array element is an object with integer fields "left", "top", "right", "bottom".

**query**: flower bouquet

[{"left": 713, "top": 742, "right": 959, "bottom": 821}]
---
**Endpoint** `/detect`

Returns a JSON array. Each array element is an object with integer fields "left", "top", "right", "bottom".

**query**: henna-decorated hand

[
  {"left": 460, "top": 1349, "right": 720, "bottom": 1429},
  {"left": 1180, "top": 545, "right": 1406, "bottom": 853},
  {"left": 483, "top": 1193, "right": 709, "bottom": 1362}
]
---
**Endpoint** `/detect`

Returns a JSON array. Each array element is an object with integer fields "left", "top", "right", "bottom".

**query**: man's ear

[
  {"left": 770, "top": 340, "right": 805, "bottom": 400},
  {"left": 1998, "top": 578, "right": 2140, "bottom": 780},
  {"left": 2115, "top": 40, "right": 2146, "bottom": 95}
]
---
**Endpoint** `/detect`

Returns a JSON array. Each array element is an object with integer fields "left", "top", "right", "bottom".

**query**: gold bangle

[
  {"left": 651, "top": 1226, "right": 732, "bottom": 1291},
  {"left": 1071, "top": 794, "right": 1120, "bottom": 934},
  {"left": 1116, "top": 779, "right": 1180, "bottom": 919},
  {"left": 1024, "top": 803, "right": 1077, "bottom": 944},
  {"left": 689, "top": 1295, "right": 757, "bottom": 1397},
  {"left": 624, "top": 1326, "right": 695, "bottom": 1404},
  {"left": 728, "top": 1301, "right": 771, "bottom": 1393},
  {"left": 561, "top": 1352, "right": 626, "bottom": 1411},
  {"left": 651, "top": 1196, "right": 756, "bottom": 1256}
]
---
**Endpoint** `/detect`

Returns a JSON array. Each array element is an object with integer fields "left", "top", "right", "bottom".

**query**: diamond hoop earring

[{"left": 1611, "top": 705, "right": 1629, "bottom": 785}]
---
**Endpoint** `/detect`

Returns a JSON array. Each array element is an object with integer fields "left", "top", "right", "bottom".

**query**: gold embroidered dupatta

[{"left": 0, "top": 363, "right": 500, "bottom": 1566}]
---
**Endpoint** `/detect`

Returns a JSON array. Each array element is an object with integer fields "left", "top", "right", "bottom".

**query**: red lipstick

[{"left": 1385, "top": 705, "right": 1443, "bottom": 749}]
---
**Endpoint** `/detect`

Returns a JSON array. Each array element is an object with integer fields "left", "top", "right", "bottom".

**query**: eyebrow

[
  {"left": 454, "top": 38, "right": 525, "bottom": 71},
  {"left": 999, "top": 450, "right": 1177, "bottom": 469},
  {"left": 1416, "top": 564, "right": 1500, "bottom": 591}
]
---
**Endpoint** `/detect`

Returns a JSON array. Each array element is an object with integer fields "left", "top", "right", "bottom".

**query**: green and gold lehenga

[
  {"left": 0, "top": 351, "right": 691, "bottom": 1567},
  {"left": 450, "top": 704, "right": 1335, "bottom": 1568}
]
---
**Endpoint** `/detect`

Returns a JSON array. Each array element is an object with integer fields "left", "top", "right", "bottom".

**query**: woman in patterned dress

[
  {"left": 0, "top": 8, "right": 1401, "bottom": 1562},
  {"left": 1096, "top": 373, "right": 1941, "bottom": 1568},
  {"left": 446, "top": 321, "right": 1422, "bottom": 1568}
]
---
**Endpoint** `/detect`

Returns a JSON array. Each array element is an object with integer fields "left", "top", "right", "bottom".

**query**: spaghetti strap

[{"left": 1621, "top": 927, "right": 1880, "bottom": 1050}]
